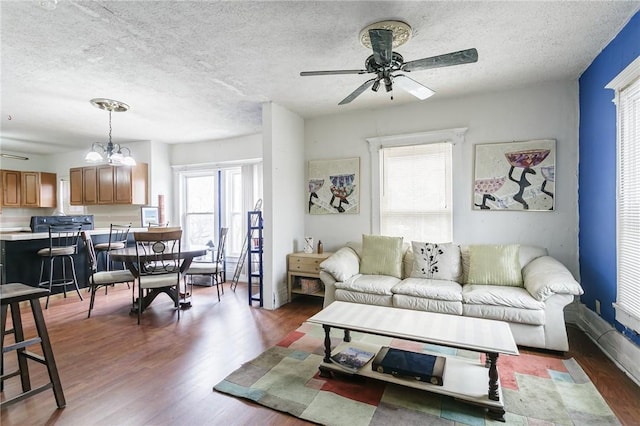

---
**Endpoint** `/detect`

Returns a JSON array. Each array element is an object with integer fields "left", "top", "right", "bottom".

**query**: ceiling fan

[{"left": 300, "top": 24, "right": 478, "bottom": 105}]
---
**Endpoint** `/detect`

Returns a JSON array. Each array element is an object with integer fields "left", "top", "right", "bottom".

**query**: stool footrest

[
  {"left": 2, "top": 337, "right": 42, "bottom": 353},
  {"left": 0, "top": 383, "right": 55, "bottom": 409},
  {"left": 0, "top": 369, "right": 21, "bottom": 381}
]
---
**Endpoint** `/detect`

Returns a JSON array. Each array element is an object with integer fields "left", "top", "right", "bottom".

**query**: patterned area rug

[{"left": 214, "top": 322, "right": 620, "bottom": 426}]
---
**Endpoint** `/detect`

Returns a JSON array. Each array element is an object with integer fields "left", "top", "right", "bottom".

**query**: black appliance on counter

[{"left": 30, "top": 215, "right": 95, "bottom": 233}]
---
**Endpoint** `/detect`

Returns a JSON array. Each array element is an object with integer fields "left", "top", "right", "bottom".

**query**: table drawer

[{"left": 289, "top": 256, "right": 324, "bottom": 273}]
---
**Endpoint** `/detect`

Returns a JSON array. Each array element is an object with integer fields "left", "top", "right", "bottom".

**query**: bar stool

[
  {"left": 93, "top": 223, "right": 131, "bottom": 271},
  {"left": 1, "top": 283, "right": 66, "bottom": 409},
  {"left": 37, "top": 224, "right": 84, "bottom": 309}
]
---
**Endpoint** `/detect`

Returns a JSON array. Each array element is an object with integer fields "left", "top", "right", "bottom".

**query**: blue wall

[{"left": 578, "top": 12, "right": 640, "bottom": 344}]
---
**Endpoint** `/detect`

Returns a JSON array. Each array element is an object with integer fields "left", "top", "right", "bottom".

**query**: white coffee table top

[{"left": 308, "top": 301, "right": 519, "bottom": 355}]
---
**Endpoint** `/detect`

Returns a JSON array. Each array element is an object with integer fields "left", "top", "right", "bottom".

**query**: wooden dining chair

[
  {"left": 185, "top": 227, "right": 228, "bottom": 302},
  {"left": 133, "top": 230, "right": 183, "bottom": 324},
  {"left": 81, "top": 232, "right": 136, "bottom": 318}
]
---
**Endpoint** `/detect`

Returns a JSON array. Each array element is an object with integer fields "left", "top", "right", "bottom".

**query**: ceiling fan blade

[
  {"left": 393, "top": 74, "right": 435, "bottom": 100},
  {"left": 300, "top": 69, "right": 368, "bottom": 76},
  {"left": 369, "top": 29, "right": 393, "bottom": 66},
  {"left": 402, "top": 48, "right": 478, "bottom": 72},
  {"left": 338, "top": 78, "right": 376, "bottom": 105}
]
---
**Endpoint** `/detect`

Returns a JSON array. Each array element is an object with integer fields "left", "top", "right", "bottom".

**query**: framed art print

[
  {"left": 308, "top": 157, "right": 359, "bottom": 214},
  {"left": 473, "top": 139, "right": 556, "bottom": 211}
]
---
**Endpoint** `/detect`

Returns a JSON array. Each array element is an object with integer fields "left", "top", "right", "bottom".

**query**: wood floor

[{"left": 1, "top": 283, "right": 638, "bottom": 425}]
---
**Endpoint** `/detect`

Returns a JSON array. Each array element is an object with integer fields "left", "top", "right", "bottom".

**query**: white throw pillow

[{"left": 410, "top": 242, "right": 461, "bottom": 281}]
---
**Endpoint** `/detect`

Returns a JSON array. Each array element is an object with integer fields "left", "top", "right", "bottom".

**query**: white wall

[
  {"left": 304, "top": 80, "right": 580, "bottom": 277},
  {"left": 263, "top": 102, "right": 305, "bottom": 309},
  {"left": 147, "top": 140, "right": 172, "bottom": 224},
  {"left": 170, "top": 133, "right": 262, "bottom": 166}
]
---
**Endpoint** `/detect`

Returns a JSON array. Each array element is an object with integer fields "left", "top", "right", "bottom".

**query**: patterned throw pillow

[
  {"left": 360, "top": 234, "right": 404, "bottom": 278},
  {"left": 410, "top": 242, "right": 461, "bottom": 281},
  {"left": 467, "top": 244, "right": 523, "bottom": 286}
]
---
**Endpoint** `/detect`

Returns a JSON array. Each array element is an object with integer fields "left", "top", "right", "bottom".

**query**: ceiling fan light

[
  {"left": 372, "top": 80, "right": 381, "bottom": 92},
  {"left": 384, "top": 79, "right": 393, "bottom": 92}
]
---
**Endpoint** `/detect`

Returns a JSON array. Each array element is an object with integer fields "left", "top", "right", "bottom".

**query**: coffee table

[{"left": 306, "top": 301, "right": 519, "bottom": 422}]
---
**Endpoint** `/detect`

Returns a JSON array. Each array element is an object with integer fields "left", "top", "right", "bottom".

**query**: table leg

[
  {"left": 486, "top": 352, "right": 500, "bottom": 401},
  {"left": 322, "top": 325, "right": 332, "bottom": 363},
  {"left": 319, "top": 324, "right": 333, "bottom": 378}
]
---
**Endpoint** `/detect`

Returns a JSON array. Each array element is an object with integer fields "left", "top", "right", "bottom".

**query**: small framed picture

[{"left": 140, "top": 206, "right": 159, "bottom": 227}]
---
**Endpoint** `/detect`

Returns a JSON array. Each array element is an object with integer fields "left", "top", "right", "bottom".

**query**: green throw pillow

[
  {"left": 360, "top": 235, "right": 404, "bottom": 278},
  {"left": 467, "top": 244, "right": 523, "bottom": 286}
]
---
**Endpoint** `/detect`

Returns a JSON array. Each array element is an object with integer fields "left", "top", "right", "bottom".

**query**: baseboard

[{"left": 576, "top": 303, "right": 640, "bottom": 386}]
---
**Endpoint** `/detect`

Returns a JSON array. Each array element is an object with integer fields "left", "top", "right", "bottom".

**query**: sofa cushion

[
  {"left": 335, "top": 274, "right": 400, "bottom": 296},
  {"left": 393, "top": 295, "right": 463, "bottom": 315},
  {"left": 392, "top": 278, "right": 462, "bottom": 302},
  {"left": 410, "top": 241, "right": 461, "bottom": 281},
  {"left": 336, "top": 289, "right": 394, "bottom": 307},
  {"left": 360, "top": 235, "right": 404, "bottom": 278},
  {"left": 462, "top": 284, "right": 545, "bottom": 310},
  {"left": 467, "top": 244, "right": 523, "bottom": 286},
  {"left": 462, "top": 304, "right": 545, "bottom": 326}
]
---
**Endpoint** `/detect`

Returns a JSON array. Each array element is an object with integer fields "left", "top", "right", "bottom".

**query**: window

[
  {"left": 182, "top": 172, "right": 217, "bottom": 249},
  {"left": 177, "top": 163, "right": 262, "bottom": 263},
  {"left": 368, "top": 128, "right": 466, "bottom": 243},
  {"left": 607, "top": 56, "right": 640, "bottom": 333},
  {"left": 381, "top": 143, "right": 452, "bottom": 242}
]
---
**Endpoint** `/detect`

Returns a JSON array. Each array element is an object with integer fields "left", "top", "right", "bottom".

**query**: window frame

[
  {"left": 366, "top": 128, "right": 467, "bottom": 238},
  {"left": 606, "top": 55, "right": 640, "bottom": 333}
]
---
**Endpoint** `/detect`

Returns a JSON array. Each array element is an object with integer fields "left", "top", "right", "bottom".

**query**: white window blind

[
  {"left": 380, "top": 142, "right": 452, "bottom": 243},
  {"left": 608, "top": 57, "right": 640, "bottom": 333}
]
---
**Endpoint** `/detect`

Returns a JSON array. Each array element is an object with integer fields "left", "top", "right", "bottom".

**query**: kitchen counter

[{"left": 0, "top": 228, "right": 147, "bottom": 241}]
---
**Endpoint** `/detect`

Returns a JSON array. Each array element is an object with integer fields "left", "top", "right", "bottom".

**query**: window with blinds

[
  {"left": 608, "top": 58, "right": 640, "bottom": 333},
  {"left": 380, "top": 142, "right": 452, "bottom": 243}
]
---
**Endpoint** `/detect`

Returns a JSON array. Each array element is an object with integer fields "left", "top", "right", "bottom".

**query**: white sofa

[{"left": 319, "top": 241, "right": 584, "bottom": 351}]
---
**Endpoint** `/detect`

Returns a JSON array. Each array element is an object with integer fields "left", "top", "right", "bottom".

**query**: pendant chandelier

[{"left": 85, "top": 98, "right": 136, "bottom": 166}]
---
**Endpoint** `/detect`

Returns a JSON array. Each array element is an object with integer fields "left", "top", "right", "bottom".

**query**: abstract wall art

[
  {"left": 308, "top": 157, "right": 359, "bottom": 214},
  {"left": 473, "top": 139, "right": 556, "bottom": 211}
]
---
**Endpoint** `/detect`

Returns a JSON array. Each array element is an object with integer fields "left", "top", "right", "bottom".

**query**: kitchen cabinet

[
  {"left": 115, "top": 162, "right": 147, "bottom": 204},
  {"left": 70, "top": 163, "right": 148, "bottom": 206},
  {"left": 21, "top": 171, "right": 56, "bottom": 208},
  {"left": 1, "top": 170, "right": 21, "bottom": 207},
  {"left": 97, "top": 165, "right": 114, "bottom": 204},
  {"left": 83, "top": 166, "right": 98, "bottom": 205},
  {"left": 1, "top": 170, "right": 56, "bottom": 208},
  {"left": 69, "top": 167, "right": 83, "bottom": 205}
]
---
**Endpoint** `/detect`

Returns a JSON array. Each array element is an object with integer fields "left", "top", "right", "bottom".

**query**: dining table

[{"left": 109, "top": 244, "right": 208, "bottom": 313}]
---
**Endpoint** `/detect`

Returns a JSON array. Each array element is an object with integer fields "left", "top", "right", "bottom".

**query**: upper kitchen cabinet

[
  {"left": 1, "top": 170, "right": 56, "bottom": 208},
  {"left": 70, "top": 163, "right": 148, "bottom": 206},
  {"left": 21, "top": 171, "right": 56, "bottom": 208},
  {"left": 1, "top": 170, "right": 21, "bottom": 207}
]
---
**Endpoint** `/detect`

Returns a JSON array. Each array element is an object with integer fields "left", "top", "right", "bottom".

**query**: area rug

[{"left": 214, "top": 322, "right": 620, "bottom": 426}]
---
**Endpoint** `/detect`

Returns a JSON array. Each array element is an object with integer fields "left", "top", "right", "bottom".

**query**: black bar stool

[
  {"left": 37, "top": 224, "right": 84, "bottom": 309},
  {"left": 0, "top": 283, "right": 66, "bottom": 409}
]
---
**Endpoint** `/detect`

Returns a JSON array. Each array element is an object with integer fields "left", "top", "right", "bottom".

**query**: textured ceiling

[{"left": 1, "top": 1, "right": 639, "bottom": 155}]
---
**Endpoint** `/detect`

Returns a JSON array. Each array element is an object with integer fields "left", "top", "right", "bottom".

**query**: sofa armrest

[
  {"left": 523, "top": 256, "right": 584, "bottom": 301},
  {"left": 319, "top": 246, "right": 360, "bottom": 282},
  {"left": 319, "top": 271, "right": 336, "bottom": 308}
]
